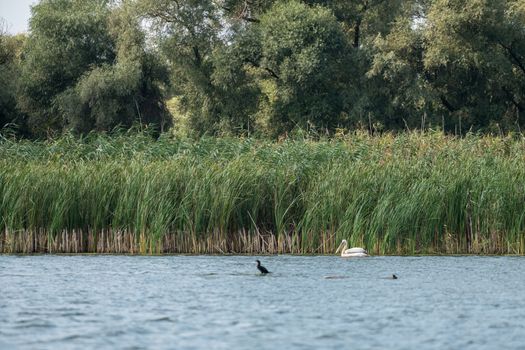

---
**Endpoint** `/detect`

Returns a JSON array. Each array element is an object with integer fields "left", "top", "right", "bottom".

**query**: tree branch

[
  {"left": 193, "top": 46, "right": 202, "bottom": 67},
  {"left": 440, "top": 95, "right": 456, "bottom": 112},
  {"left": 498, "top": 41, "right": 525, "bottom": 76},
  {"left": 245, "top": 58, "right": 280, "bottom": 79},
  {"left": 502, "top": 86, "right": 523, "bottom": 111},
  {"left": 240, "top": 16, "right": 260, "bottom": 23},
  {"left": 218, "top": 0, "right": 260, "bottom": 23}
]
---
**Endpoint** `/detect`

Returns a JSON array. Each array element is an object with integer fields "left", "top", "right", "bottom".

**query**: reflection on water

[{"left": 1, "top": 255, "right": 524, "bottom": 349}]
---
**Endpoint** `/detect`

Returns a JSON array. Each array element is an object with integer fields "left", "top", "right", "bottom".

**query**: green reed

[{"left": 1, "top": 131, "right": 525, "bottom": 254}]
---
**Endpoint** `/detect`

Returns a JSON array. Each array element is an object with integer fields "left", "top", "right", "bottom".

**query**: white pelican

[{"left": 335, "top": 239, "right": 369, "bottom": 257}]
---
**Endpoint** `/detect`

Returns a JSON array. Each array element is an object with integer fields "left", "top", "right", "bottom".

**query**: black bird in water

[
  {"left": 392, "top": 274, "right": 398, "bottom": 279},
  {"left": 256, "top": 260, "right": 270, "bottom": 274}
]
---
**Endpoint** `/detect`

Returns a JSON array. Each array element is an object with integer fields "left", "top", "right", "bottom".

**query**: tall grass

[{"left": 1, "top": 131, "right": 525, "bottom": 254}]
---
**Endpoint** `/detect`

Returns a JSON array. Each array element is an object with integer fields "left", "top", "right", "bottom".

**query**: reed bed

[{"left": 1, "top": 131, "right": 525, "bottom": 254}]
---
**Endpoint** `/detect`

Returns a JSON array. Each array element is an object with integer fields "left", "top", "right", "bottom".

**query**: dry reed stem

[{"left": 1, "top": 229, "right": 522, "bottom": 254}]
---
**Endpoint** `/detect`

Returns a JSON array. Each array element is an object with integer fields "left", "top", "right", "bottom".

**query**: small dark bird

[
  {"left": 256, "top": 260, "right": 270, "bottom": 274},
  {"left": 392, "top": 274, "right": 398, "bottom": 279}
]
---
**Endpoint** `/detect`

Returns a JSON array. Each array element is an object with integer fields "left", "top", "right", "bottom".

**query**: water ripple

[{"left": 1, "top": 255, "right": 524, "bottom": 350}]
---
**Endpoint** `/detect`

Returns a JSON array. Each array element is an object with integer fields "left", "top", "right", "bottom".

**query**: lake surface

[{"left": 1, "top": 256, "right": 524, "bottom": 349}]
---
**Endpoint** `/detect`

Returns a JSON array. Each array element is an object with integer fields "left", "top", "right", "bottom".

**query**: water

[{"left": 1, "top": 256, "right": 524, "bottom": 350}]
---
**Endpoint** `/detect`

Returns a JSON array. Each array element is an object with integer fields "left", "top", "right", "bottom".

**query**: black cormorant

[{"left": 256, "top": 260, "right": 270, "bottom": 274}]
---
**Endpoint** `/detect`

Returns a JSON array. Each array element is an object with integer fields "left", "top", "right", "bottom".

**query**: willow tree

[
  {"left": 221, "top": 1, "right": 354, "bottom": 134},
  {"left": 419, "top": 0, "right": 525, "bottom": 131},
  {"left": 17, "top": 0, "right": 169, "bottom": 137},
  {"left": 63, "top": 4, "right": 171, "bottom": 134},
  {"left": 136, "top": 0, "right": 231, "bottom": 134},
  {"left": 370, "top": 0, "right": 525, "bottom": 132}
]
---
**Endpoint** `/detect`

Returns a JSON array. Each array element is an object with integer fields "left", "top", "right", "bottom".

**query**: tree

[
  {"left": 17, "top": 0, "right": 114, "bottom": 136},
  {"left": 368, "top": 11, "right": 434, "bottom": 130},
  {"left": 137, "top": 0, "right": 230, "bottom": 134},
  {"left": 215, "top": 0, "right": 355, "bottom": 135},
  {"left": 61, "top": 4, "right": 171, "bottom": 134},
  {"left": 17, "top": 0, "right": 169, "bottom": 137},
  {"left": 370, "top": 0, "right": 525, "bottom": 132}
]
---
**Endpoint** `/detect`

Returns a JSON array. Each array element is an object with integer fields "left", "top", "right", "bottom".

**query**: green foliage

[{"left": 1, "top": 132, "right": 525, "bottom": 254}]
